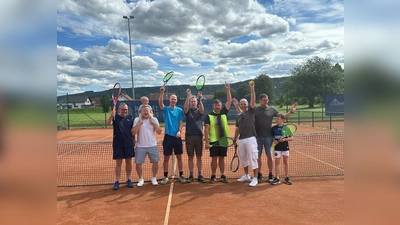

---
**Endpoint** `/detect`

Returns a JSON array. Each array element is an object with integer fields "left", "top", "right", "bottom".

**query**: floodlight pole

[{"left": 123, "top": 15, "right": 135, "bottom": 100}]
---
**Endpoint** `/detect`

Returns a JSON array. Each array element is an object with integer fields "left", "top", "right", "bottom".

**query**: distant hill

[{"left": 57, "top": 77, "right": 288, "bottom": 101}]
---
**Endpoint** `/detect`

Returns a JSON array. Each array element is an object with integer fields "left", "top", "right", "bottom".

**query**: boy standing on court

[
  {"left": 183, "top": 89, "right": 205, "bottom": 183},
  {"left": 271, "top": 113, "right": 293, "bottom": 185},
  {"left": 159, "top": 86, "right": 186, "bottom": 184},
  {"left": 204, "top": 82, "right": 232, "bottom": 183}
]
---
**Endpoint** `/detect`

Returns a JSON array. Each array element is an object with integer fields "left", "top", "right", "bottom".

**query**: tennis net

[{"left": 57, "top": 132, "right": 344, "bottom": 187}]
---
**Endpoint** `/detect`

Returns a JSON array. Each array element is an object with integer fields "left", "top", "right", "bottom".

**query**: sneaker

[
  {"left": 197, "top": 175, "right": 206, "bottom": 183},
  {"left": 284, "top": 177, "right": 292, "bottom": 185},
  {"left": 209, "top": 175, "right": 216, "bottom": 184},
  {"left": 137, "top": 178, "right": 144, "bottom": 187},
  {"left": 161, "top": 177, "right": 169, "bottom": 185},
  {"left": 220, "top": 175, "right": 229, "bottom": 183},
  {"left": 257, "top": 172, "right": 263, "bottom": 183},
  {"left": 271, "top": 177, "right": 280, "bottom": 185},
  {"left": 268, "top": 173, "right": 274, "bottom": 183},
  {"left": 178, "top": 175, "right": 187, "bottom": 184},
  {"left": 237, "top": 174, "right": 251, "bottom": 182},
  {"left": 249, "top": 177, "right": 258, "bottom": 187},
  {"left": 126, "top": 179, "right": 134, "bottom": 188},
  {"left": 151, "top": 177, "right": 158, "bottom": 186},
  {"left": 187, "top": 175, "right": 195, "bottom": 183},
  {"left": 112, "top": 181, "right": 120, "bottom": 190}
]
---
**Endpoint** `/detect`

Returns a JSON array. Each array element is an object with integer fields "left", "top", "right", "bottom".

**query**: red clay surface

[{"left": 57, "top": 124, "right": 344, "bottom": 225}]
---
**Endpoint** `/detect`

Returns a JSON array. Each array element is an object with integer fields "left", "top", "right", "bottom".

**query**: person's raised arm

[
  {"left": 285, "top": 102, "right": 298, "bottom": 118},
  {"left": 159, "top": 86, "right": 165, "bottom": 110},
  {"left": 232, "top": 98, "right": 241, "bottom": 114},
  {"left": 184, "top": 89, "right": 191, "bottom": 114},
  {"left": 106, "top": 110, "right": 116, "bottom": 126},
  {"left": 224, "top": 81, "right": 232, "bottom": 110},
  {"left": 198, "top": 91, "right": 204, "bottom": 114},
  {"left": 250, "top": 81, "right": 255, "bottom": 109}
]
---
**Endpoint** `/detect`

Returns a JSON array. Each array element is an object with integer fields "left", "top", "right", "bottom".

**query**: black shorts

[
  {"left": 163, "top": 134, "right": 183, "bottom": 156},
  {"left": 113, "top": 146, "right": 135, "bottom": 159},
  {"left": 185, "top": 134, "right": 203, "bottom": 157},
  {"left": 209, "top": 142, "right": 227, "bottom": 157}
]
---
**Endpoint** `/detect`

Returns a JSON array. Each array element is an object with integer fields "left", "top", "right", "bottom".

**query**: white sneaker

[
  {"left": 161, "top": 177, "right": 169, "bottom": 185},
  {"left": 151, "top": 177, "right": 158, "bottom": 186},
  {"left": 249, "top": 177, "right": 258, "bottom": 187},
  {"left": 237, "top": 174, "right": 251, "bottom": 182},
  {"left": 137, "top": 178, "right": 144, "bottom": 187}
]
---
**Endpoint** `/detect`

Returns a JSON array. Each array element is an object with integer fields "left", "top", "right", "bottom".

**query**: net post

[{"left": 297, "top": 111, "right": 300, "bottom": 125}]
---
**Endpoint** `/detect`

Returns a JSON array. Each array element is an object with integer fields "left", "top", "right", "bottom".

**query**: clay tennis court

[{"left": 57, "top": 124, "right": 344, "bottom": 225}]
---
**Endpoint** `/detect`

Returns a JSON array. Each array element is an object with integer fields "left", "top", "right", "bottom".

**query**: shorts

[
  {"left": 209, "top": 142, "right": 227, "bottom": 157},
  {"left": 257, "top": 136, "right": 273, "bottom": 156},
  {"left": 113, "top": 146, "right": 134, "bottom": 159},
  {"left": 274, "top": 150, "right": 289, "bottom": 158},
  {"left": 185, "top": 134, "right": 203, "bottom": 157},
  {"left": 134, "top": 146, "right": 160, "bottom": 164},
  {"left": 162, "top": 134, "right": 183, "bottom": 156}
]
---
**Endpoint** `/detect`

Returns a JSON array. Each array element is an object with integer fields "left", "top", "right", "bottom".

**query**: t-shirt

[
  {"left": 204, "top": 106, "right": 230, "bottom": 142},
  {"left": 185, "top": 108, "right": 203, "bottom": 135},
  {"left": 235, "top": 107, "right": 256, "bottom": 139},
  {"left": 162, "top": 106, "right": 184, "bottom": 136},
  {"left": 255, "top": 105, "right": 279, "bottom": 137},
  {"left": 112, "top": 114, "right": 134, "bottom": 147},
  {"left": 271, "top": 124, "right": 290, "bottom": 151},
  {"left": 133, "top": 117, "right": 159, "bottom": 147}
]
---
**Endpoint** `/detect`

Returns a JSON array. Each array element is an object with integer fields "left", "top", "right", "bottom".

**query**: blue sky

[{"left": 57, "top": 0, "right": 344, "bottom": 97}]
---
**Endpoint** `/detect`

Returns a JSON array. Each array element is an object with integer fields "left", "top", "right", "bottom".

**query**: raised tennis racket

[
  {"left": 209, "top": 136, "right": 235, "bottom": 148},
  {"left": 195, "top": 75, "right": 205, "bottom": 101},
  {"left": 162, "top": 71, "right": 174, "bottom": 87},
  {"left": 111, "top": 82, "right": 122, "bottom": 118},
  {"left": 271, "top": 123, "right": 297, "bottom": 148},
  {"left": 230, "top": 145, "right": 240, "bottom": 172}
]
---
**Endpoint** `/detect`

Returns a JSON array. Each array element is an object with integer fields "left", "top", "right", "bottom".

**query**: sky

[{"left": 57, "top": 0, "right": 344, "bottom": 97}]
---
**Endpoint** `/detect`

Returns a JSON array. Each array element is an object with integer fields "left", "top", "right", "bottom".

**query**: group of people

[{"left": 108, "top": 81, "right": 297, "bottom": 190}]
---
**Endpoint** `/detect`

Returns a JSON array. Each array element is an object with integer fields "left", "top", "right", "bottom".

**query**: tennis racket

[
  {"left": 230, "top": 145, "right": 240, "bottom": 172},
  {"left": 209, "top": 136, "right": 235, "bottom": 148},
  {"left": 271, "top": 123, "right": 297, "bottom": 148},
  {"left": 111, "top": 82, "right": 122, "bottom": 114},
  {"left": 195, "top": 75, "right": 205, "bottom": 102},
  {"left": 162, "top": 71, "right": 174, "bottom": 87}
]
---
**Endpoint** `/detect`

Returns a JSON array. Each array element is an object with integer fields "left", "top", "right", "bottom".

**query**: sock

[
  {"left": 179, "top": 171, "right": 183, "bottom": 177},
  {"left": 190, "top": 171, "right": 194, "bottom": 176},
  {"left": 164, "top": 172, "right": 168, "bottom": 177},
  {"left": 198, "top": 172, "right": 202, "bottom": 176}
]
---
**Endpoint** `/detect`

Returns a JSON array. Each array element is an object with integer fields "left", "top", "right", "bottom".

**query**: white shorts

[
  {"left": 238, "top": 136, "right": 258, "bottom": 169},
  {"left": 274, "top": 150, "right": 289, "bottom": 158}
]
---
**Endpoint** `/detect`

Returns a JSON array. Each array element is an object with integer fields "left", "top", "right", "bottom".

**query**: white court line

[
  {"left": 164, "top": 154, "right": 176, "bottom": 225},
  {"left": 293, "top": 149, "right": 344, "bottom": 172}
]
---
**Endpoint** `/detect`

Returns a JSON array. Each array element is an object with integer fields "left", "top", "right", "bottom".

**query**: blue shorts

[
  {"left": 113, "top": 146, "right": 135, "bottom": 159},
  {"left": 162, "top": 134, "right": 183, "bottom": 156},
  {"left": 256, "top": 136, "right": 272, "bottom": 156}
]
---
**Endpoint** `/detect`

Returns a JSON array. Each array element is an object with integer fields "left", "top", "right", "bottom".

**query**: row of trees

[
  {"left": 99, "top": 56, "right": 344, "bottom": 111},
  {"left": 215, "top": 56, "right": 344, "bottom": 108}
]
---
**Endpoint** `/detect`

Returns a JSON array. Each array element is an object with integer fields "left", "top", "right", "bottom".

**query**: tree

[
  {"left": 213, "top": 88, "right": 236, "bottom": 100},
  {"left": 100, "top": 92, "right": 111, "bottom": 113},
  {"left": 284, "top": 56, "right": 344, "bottom": 108},
  {"left": 254, "top": 74, "right": 274, "bottom": 101},
  {"left": 236, "top": 83, "right": 250, "bottom": 99}
]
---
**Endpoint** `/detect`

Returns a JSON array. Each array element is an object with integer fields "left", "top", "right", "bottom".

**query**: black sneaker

[
  {"left": 268, "top": 172, "right": 274, "bottom": 183},
  {"left": 220, "top": 175, "right": 229, "bottom": 183},
  {"left": 209, "top": 175, "right": 216, "bottom": 183},
  {"left": 197, "top": 175, "right": 206, "bottom": 183},
  {"left": 257, "top": 172, "right": 263, "bottom": 183},
  {"left": 284, "top": 177, "right": 292, "bottom": 185},
  {"left": 271, "top": 177, "right": 280, "bottom": 185},
  {"left": 187, "top": 175, "right": 195, "bottom": 183}
]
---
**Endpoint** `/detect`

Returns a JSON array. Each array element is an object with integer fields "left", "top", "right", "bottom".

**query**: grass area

[{"left": 57, "top": 104, "right": 344, "bottom": 129}]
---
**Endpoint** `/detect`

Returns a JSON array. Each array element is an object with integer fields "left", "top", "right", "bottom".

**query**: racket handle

[{"left": 113, "top": 106, "right": 116, "bottom": 112}]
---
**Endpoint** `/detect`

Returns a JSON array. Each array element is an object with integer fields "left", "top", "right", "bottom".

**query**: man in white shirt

[{"left": 131, "top": 105, "right": 162, "bottom": 186}]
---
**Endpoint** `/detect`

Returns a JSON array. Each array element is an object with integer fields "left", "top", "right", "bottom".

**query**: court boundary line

[
  {"left": 293, "top": 149, "right": 344, "bottom": 172},
  {"left": 164, "top": 154, "right": 176, "bottom": 225}
]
